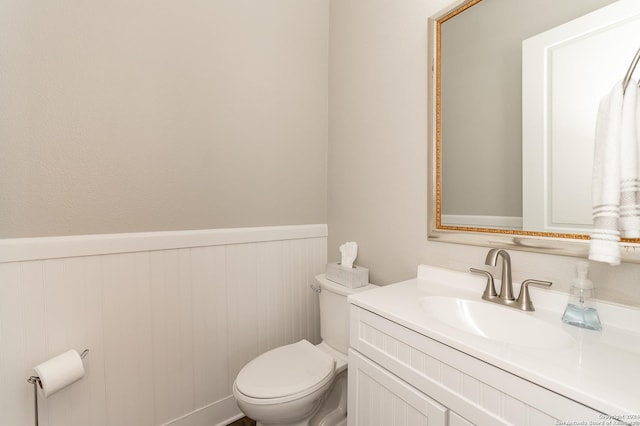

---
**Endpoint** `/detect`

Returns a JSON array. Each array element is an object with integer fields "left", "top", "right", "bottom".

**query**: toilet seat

[{"left": 234, "top": 340, "right": 335, "bottom": 404}]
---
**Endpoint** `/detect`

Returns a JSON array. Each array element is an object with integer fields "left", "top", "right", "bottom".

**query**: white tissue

[
  {"left": 339, "top": 242, "right": 358, "bottom": 268},
  {"left": 34, "top": 349, "right": 85, "bottom": 397}
]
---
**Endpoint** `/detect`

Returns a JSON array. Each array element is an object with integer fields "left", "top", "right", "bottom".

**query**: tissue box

[{"left": 325, "top": 262, "right": 369, "bottom": 288}]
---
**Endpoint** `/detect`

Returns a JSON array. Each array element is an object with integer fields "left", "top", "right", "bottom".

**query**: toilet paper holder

[
  {"left": 27, "top": 349, "right": 89, "bottom": 386},
  {"left": 26, "top": 349, "right": 89, "bottom": 426}
]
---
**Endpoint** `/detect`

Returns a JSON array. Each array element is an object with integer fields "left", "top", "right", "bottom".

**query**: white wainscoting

[{"left": 0, "top": 225, "right": 327, "bottom": 426}]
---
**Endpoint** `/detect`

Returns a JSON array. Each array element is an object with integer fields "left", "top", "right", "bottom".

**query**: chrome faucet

[
  {"left": 470, "top": 249, "right": 552, "bottom": 311},
  {"left": 484, "top": 248, "right": 514, "bottom": 302}
]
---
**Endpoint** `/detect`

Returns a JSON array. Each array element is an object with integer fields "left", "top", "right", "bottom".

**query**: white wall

[
  {"left": 327, "top": 0, "right": 640, "bottom": 308},
  {"left": 0, "top": 225, "right": 326, "bottom": 426},
  {"left": 0, "top": 0, "right": 329, "bottom": 238}
]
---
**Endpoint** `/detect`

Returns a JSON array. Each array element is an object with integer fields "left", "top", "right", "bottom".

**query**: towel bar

[{"left": 622, "top": 47, "right": 640, "bottom": 93}]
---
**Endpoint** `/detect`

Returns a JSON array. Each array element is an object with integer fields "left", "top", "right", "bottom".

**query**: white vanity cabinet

[{"left": 348, "top": 305, "right": 605, "bottom": 426}]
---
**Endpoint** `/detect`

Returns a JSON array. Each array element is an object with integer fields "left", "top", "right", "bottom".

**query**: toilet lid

[{"left": 235, "top": 340, "right": 335, "bottom": 399}]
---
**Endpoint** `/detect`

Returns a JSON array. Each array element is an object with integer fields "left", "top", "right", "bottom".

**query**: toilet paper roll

[{"left": 33, "top": 349, "right": 85, "bottom": 397}]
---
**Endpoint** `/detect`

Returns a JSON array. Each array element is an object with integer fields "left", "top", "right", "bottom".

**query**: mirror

[{"left": 428, "top": 0, "right": 640, "bottom": 261}]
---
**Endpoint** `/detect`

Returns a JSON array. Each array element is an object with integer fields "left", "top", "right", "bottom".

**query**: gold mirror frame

[{"left": 427, "top": 0, "right": 640, "bottom": 262}]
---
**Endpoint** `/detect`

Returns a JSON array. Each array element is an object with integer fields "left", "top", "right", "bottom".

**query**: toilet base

[
  {"left": 254, "top": 370, "right": 348, "bottom": 426},
  {"left": 310, "top": 370, "right": 348, "bottom": 426}
]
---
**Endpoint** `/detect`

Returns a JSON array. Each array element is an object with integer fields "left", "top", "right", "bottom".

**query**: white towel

[
  {"left": 589, "top": 81, "right": 623, "bottom": 265},
  {"left": 620, "top": 81, "right": 640, "bottom": 238}
]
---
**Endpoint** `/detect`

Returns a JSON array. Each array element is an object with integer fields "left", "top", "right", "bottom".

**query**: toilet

[{"left": 232, "top": 274, "right": 376, "bottom": 426}]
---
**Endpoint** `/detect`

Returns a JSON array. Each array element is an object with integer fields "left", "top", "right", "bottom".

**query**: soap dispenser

[{"left": 561, "top": 261, "right": 602, "bottom": 331}]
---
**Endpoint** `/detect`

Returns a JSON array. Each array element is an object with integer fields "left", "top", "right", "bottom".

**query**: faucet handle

[
  {"left": 470, "top": 268, "right": 497, "bottom": 300},
  {"left": 516, "top": 279, "right": 552, "bottom": 311}
]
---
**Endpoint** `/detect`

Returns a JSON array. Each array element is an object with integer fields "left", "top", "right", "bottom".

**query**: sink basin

[{"left": 419, "top": 296, "right": 575, "bottom": 349}]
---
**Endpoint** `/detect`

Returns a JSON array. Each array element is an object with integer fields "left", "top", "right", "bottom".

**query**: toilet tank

[{"left": 316, "top": 274, "right": 376, "bottom": 354}]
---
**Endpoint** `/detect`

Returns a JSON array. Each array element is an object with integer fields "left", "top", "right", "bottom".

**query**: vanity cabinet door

[{"left": 348, "top": 349, "right": 447, "bottom": 426}]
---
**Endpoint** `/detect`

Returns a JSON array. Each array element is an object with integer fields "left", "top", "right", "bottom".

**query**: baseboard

[{"left": 162, "top": 395, "right": 243, "bottom": 426}]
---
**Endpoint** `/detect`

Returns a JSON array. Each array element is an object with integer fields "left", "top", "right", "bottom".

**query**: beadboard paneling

[{"left": 0, "top": 225, "right": 326, "bottom": 426}]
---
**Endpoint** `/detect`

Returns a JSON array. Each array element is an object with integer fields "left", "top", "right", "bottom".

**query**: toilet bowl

[
  {"left": 233, "top": 340, "right": 339, "bottom": 425},
  {"left": 232, "top": 275, "right": 376, "bottom": 426}
]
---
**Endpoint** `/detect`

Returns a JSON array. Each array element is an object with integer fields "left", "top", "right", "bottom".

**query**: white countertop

[{"left": 348, "top": 265, "right": 640, "bottom": 416}]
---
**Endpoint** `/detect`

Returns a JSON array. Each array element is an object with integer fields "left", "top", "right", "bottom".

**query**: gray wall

[
  {"left": 328, "top": 0, "right": 433, "bottom": 282},
  {"left": 3, "top": 0, "right": 639, "bottom": 307},
  {"left": 0, "top": 0, "right": 329, "bottom": 238}
]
